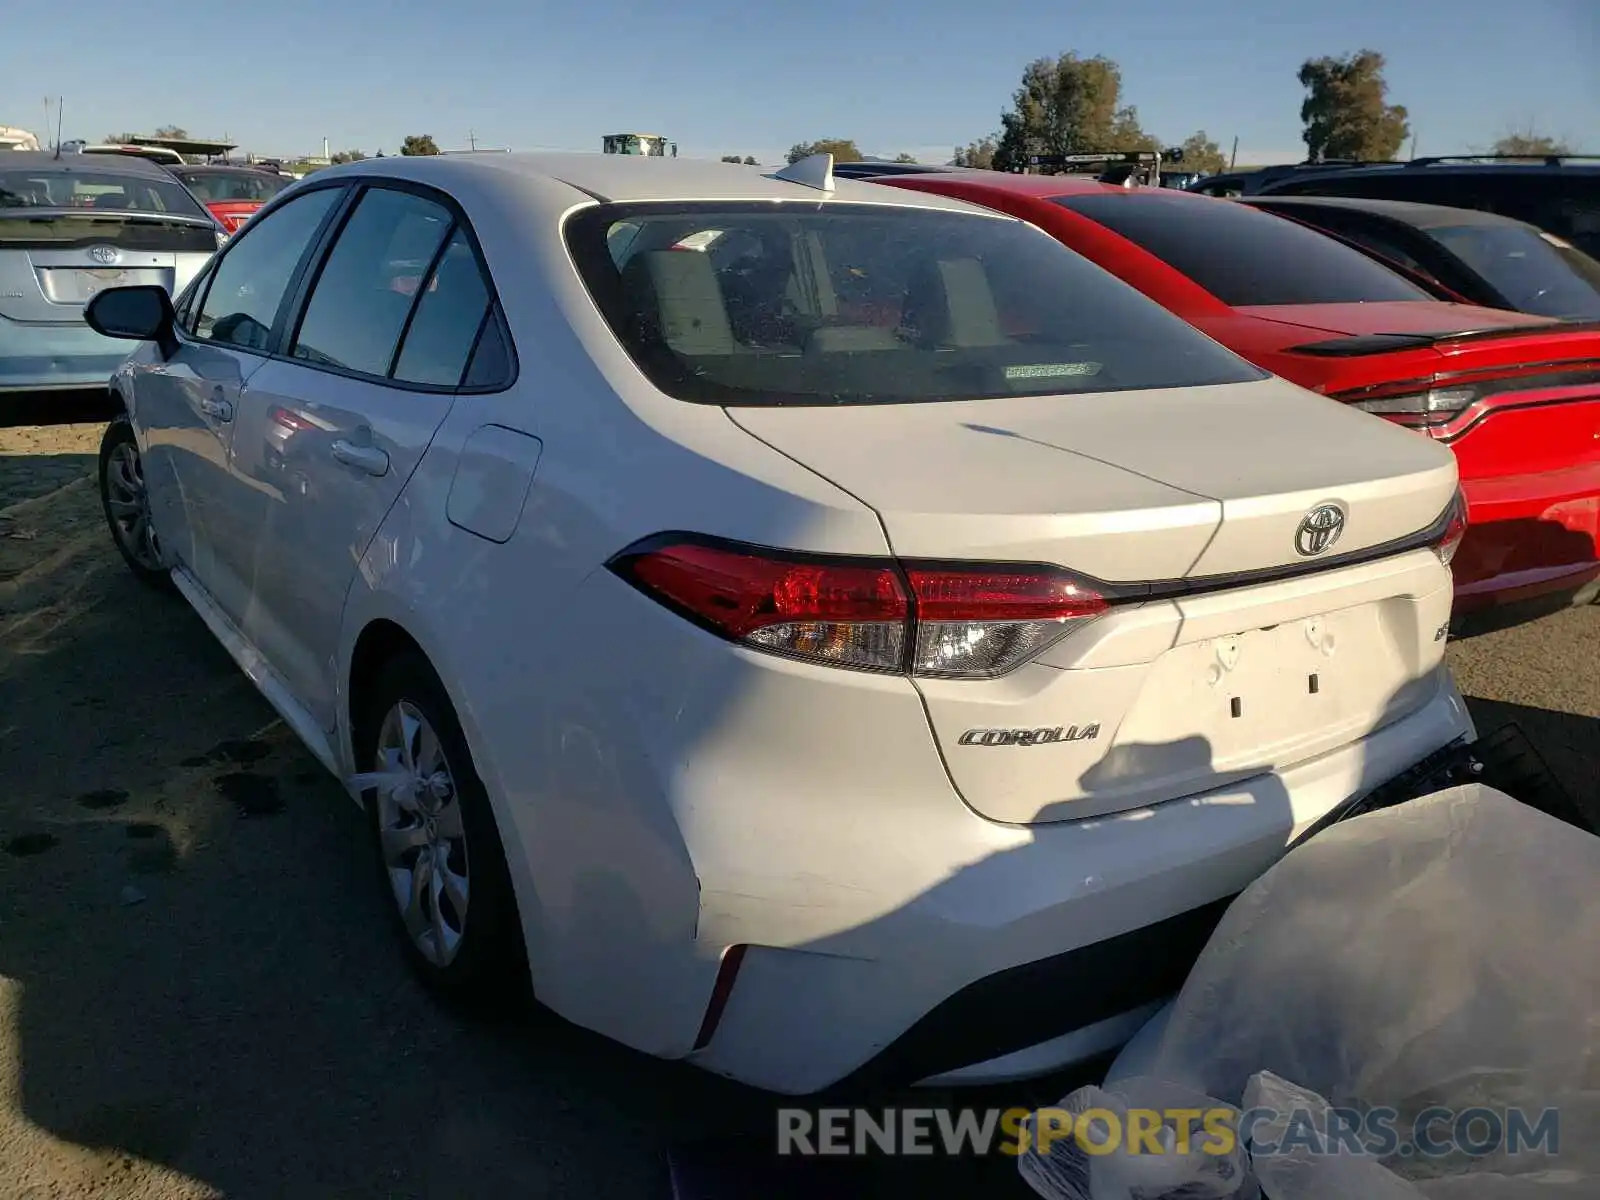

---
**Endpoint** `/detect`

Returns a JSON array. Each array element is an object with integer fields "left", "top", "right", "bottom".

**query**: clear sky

[{"left": 6, "top": 0, "right": 1598, "bottom": 165}]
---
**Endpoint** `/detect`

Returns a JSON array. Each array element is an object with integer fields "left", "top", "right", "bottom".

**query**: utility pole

[
  {"left": 468, "top": 129, "right": 478, "bottom": 151},
  {"left": 1229, "top": 136, "right": 1238, "bottom": 170},
  {"left": 1409, "top": 131, "right": 1419, "bottom": 160}
]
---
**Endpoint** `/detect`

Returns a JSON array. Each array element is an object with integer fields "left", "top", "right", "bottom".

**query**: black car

[
  {"left": 1186, "top": 160, "right": 1383, "bottom": 198},
  {"left": 1243, "top": 195, "right": 1600, "bottom": 321},
  {"left": 1254, "top": 156, "right": 1600, "bottom": 259}
]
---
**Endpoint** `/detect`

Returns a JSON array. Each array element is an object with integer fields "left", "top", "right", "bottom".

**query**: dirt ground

[{"left": 1, "top": 414, "right": 1597, "bottom": 1199}]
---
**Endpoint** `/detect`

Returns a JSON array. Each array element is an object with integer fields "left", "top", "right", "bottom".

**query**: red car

[
  {"left": 167, "top": 164, "right": 291, "bottom": 233},
  {"left": 868, "top": 170, "right": 1600, "bottom": 621}
]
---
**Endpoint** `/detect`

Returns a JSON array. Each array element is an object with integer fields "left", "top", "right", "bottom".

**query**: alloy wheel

[
  {"left": 104, "top": 442, "right": 162, "bottom": 571},
  {"left": 373, "top": 701, "right": 471, "bottom": 967}
]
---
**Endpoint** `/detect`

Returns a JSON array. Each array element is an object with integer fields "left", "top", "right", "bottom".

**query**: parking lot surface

[{"left": 2, "top": 413, "right": 1596, "bottom": 1199}]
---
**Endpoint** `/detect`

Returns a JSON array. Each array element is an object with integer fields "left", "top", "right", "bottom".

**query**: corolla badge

[
  {"left": 88, "top": 245, "right": 122, "bottom": 266},
  {"left": 958, "top": 725, "right": 1100, "bottom": 747},
  {"left": 1294, "top": 504, "right": 1346, "bottom": 557}
]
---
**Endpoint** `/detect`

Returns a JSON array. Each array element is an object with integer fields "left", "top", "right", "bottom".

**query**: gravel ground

[{"left": 1, "top": 415, "right": 1596, "bottom": 1199}]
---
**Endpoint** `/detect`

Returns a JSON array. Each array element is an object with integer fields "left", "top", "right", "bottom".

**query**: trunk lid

[
  {"left": 728, "top": 375, "right": 1457, "bottom": 580},
  {"left": 728, "top": 376, "right": 1460, "bottom": 825},
  {"left": 0, "top": 210, "right": 217, "bottom": 325},
  {"left": 1229, "top": 300, "right": 1551, "bottom": 340}
]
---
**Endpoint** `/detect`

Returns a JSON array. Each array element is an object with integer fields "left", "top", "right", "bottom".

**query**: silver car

[{"left": 0, "top": 151, "right": 223, "bottom": 395}]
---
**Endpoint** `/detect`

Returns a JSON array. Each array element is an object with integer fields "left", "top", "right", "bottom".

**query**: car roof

[
  {"left": 314, "top": 152, "right": 1001, "bottom": 215},
  {"left": 0, "top": 150, "right": 177, "bottom": 178},
  {"left": 1244, "top": 194, "right": 1533, "bottom": 231}
]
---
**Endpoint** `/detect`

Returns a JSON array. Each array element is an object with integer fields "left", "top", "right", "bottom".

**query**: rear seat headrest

[{"left": 619, "top": 250, "right": 737, "bottom": 355}]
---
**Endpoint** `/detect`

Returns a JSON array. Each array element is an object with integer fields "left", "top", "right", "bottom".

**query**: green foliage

[
  {"left": 743, "top": 155, "right": 757, "bottom": 165},
  {"left": 329, "top": 149, "right": 367, "bottom": 164},
  {"left": 786, "top": 139, "right": 863, "bottom": 164},
  {"left": 950, "top": 137, "right": 998, "bottom": 169},
  {"left": 1177, "top": 131, "right": 1228, "bottom": 175},
  {"left": 893, "top": 152, "right": 917, "bottom": 163},
  {"left": 1490, "top": 128, "right": 1571, "bottom": 157},
  {"left": 400, "top": 134, "right": 441, "bottom": 157},
  {"left": 720, "top": 154, "right": 744, "bottom": 163},
  {"left": 153, "top": 125, "right": 188, "bottom": 139},
  {"left": 1297, "top": 50, "right": 1409, "bottom": 161},
  {"left": 992, "top": 53, "right": 1158, "bottom": 171}
]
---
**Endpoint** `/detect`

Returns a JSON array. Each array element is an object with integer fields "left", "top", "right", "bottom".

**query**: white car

[{"left": 84, "top": 152, "right": 1473, "bottom": 1095}]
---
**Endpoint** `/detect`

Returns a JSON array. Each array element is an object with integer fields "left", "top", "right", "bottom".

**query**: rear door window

[
  {"left": 565, "top": 200, "right": 1265, "bottom": 406},
  {"left": 289, "top": 187, "right": 453, "bottom": 377},
  {"left": 1054, "top": 192, "right": 1431, "bottom": 306}
]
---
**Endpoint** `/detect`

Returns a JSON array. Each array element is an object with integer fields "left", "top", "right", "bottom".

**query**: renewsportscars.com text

[{"left": 776, "top": 1105, "right": 1560, "bottom": 1159}]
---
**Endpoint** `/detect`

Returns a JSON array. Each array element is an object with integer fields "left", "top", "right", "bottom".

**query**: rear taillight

[
  {"left": 1434, "top": 491, "right": 1469, "bottom": 567},
  {"left": 1332, "top": 363, "right": 1600, "bottom": 431},
  {"left": 609, "top": 537, "right": 1110, "bottom": 679},
  {"left": 1345, "top": 385, "right": 1476, "bottom": 425}
]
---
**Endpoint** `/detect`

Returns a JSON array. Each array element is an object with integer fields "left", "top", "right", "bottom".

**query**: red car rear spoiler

[{"left": 1290, "top": 320, "right": 1600, "bottom": 357}]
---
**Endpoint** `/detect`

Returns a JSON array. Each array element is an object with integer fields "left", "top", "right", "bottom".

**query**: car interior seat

[
  {"left": 620, "top": 250, "right": 740, "bottom": 356},
  {"left": 898, "top": 257, "right": 1011, "bottom": 349}
]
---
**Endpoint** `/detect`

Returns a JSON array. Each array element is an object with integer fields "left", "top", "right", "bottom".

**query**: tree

[
  {"left": 720, "top": 154, "right": 744, "bottom": 163},
  {"left": 1490, "top": 127, "right": 1570, "bottom": 158},
  {"left": 893, "top": 152, "right": 917, "bottom": 163},
  {"left": 1297, "top": 50, "right": 1409, "bottom": 162},
  {"left": 993, "top": 53, "right": 1157, "bottom": 172},
  {"left": 400, "top": 134, "right": 441, "bottom": 156},
  {"left": 105, "top": 132, "right": 140, "bottom": 144},
  {"left": 786, "top": 139, "right": 862, "bottom": 164},
  {"left": 950, "top": 137, "right": 998, "bottom": 169},
  {"left": 154, "top": 125, "right": 188, "bottom": 139},
  {"left": 743, "top": 155, "right": 757, "bottom": 166},
  {"left": 1177, "top": 130, "right": 1227, "bottom": 174},
  {"left": 329, "top": 149, "right": 367, "bottom": 164}
]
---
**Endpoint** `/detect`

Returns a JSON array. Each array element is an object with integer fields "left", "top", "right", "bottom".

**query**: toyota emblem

[
  {"left": 1295, "top": 504, "right": 1347, "bottom": 557},
  {"left": 88, "top": 245, "right": 122, "bottom": 266}
]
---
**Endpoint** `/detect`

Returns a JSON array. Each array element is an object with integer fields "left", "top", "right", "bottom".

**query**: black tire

[
  {"left": 354, "top": 651, "right": 528, "bottom": 1013},
  {"left": 98, "top": 414, "right": 172, "bottom": 590}
]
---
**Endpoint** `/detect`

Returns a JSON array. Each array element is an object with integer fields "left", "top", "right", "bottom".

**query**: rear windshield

[
  {"left": 1430, "top": 224, "right": 1600, "bottom": 320},
  {"left": 174, "top": 169, "right": 289, "bottom": 204},
  {"left": 0, "top": 166, "right": 207, "bottom": 218},
  {"left": 1054, "top": 192, "right": 1433, "bottom": 307},
  {"left": 564, "top": 201, "right": 1265, "bottom": 406}
]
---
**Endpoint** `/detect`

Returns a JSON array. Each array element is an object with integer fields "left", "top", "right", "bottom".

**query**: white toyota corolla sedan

[{"left": 83, "top": 151, "right": 1474, "bottom": 1095}]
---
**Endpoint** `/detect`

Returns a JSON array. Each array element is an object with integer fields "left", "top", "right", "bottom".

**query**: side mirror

[{"left": 85, "top": 285, "right": 178, "bottom": 359}]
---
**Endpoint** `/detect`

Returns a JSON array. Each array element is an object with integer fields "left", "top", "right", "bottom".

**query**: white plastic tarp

[{"left": 1017, "top": 784, "right": 1600, "bottom": 1199}]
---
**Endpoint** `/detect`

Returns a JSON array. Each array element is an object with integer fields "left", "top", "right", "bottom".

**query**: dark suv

[{"left": 1257, "top": 156, "right": 1600, "bottom": 257}]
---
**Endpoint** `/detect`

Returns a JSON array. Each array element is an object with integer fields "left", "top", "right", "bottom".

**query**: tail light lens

[
  {"left": 1434, "top": 491, "right": 1469, "bottom": 567},
  {"left": 1332, "top": 364, "right": 1600, "bottom": 431},
  {"left": 1346, "top": 385, "right": 1477, "bottom": 426},
  {"left": 609, "top": 537, "right": 1110, "bottom": 679}
]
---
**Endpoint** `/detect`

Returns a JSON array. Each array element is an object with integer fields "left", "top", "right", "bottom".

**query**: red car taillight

[
  {"left": 609, "top": 536, "right": 1110, "bottom": 679},
  {"left": 1330, "top": 363, "right": 1600, "bottom": 432},
  {"left": 1434, "top": 491, "right": 1469, "bottom": 567}
]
